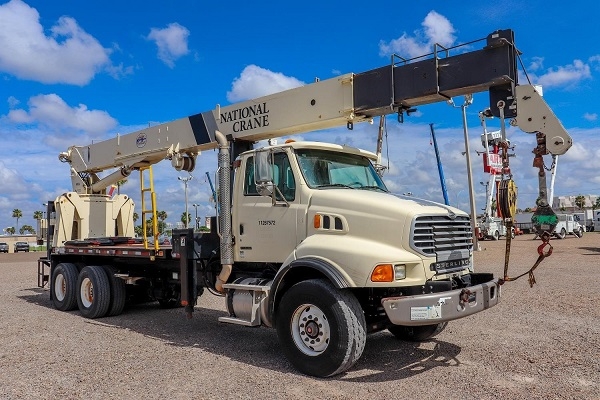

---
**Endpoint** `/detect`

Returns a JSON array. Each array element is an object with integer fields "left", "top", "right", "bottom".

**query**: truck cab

[
  {"left": 229, "top": 139, "right": 497, "bottom": 324},
  {"left": 233, "top": 141, "right": 477, "bottom": 285}
]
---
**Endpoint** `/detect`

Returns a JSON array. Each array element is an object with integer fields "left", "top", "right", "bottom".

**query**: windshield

[{"left": 295, "top": 148, "right": 387, "bottom": 191}]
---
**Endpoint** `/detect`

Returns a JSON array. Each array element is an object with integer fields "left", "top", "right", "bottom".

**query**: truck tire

[
  {"left": 388, "top": 322, "right": 448, "bottom": 342},
  {"left": 77, "top": 266, "right": 111, "bottom": 319},
  {"left": 275, "top": 279, "right": 366, "bottom": 377},
  {"left": 557, "top": 228, "right": 566, "bottom": 239},
  {"left": 575, "top": 228, "right": 584, "bottom": 238},
  {"left": 101, "top": 265, "right": 126, "bottom": 316},
  {"left": 52, "top": 262, "right": 79, "bottom": 311},
  {"left": 492, "top": 230, "right": 500, "bottom": 241}
]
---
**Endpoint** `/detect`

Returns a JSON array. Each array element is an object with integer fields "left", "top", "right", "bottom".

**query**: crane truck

[{"left": 37, "top": 29, "right": 572, "bottom": 377}]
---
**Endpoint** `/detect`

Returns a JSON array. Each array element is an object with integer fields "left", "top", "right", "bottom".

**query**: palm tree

[
  {"left": 116, "top": 179, "right": 128, "bottom": 195},
  {"left": 12, "top": 209, "right": 22, "bottom": 233},
  {"left": 157, "top": 211, "right": 167, "bottom": 221},
  {"left": 20, "top": 225, "right": 35, "bottom": 235},
  {"left": 33, "top": 210, "right": 43, "bottom": 220},
  {"left": 181, "top": 212, "right": 191, "bottom": 227},
  {"left": 574, "top": 195, "right": 586, "bottom": 210},
  {"left": 5, "top": 227, "right": 15, "bottom": 235},
  {"left": 133, "top": 212, "right": 139, "bottom": 223}
]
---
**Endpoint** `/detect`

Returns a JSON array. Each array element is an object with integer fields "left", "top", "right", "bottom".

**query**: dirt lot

[{"left": 0, "top": 234, "right": 598, "bottom": 399}]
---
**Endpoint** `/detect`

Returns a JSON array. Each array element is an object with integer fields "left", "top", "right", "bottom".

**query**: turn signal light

[
  {"left": 313, "top": 214, "right": 321, "bottom": 229},
  {"left": 371, "top": 264, "right": 393, "bottom": 282}
]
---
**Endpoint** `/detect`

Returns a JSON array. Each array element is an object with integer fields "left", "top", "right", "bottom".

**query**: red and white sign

[{"left": 483, "top": 153, "right": 502, "bottom": 174}]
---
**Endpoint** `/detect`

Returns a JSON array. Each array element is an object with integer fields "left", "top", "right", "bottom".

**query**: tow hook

[{"left": 459, "top": 289, "right": 472, "bottom": 305}]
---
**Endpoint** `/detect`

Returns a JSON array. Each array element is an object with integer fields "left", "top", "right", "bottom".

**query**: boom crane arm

[{"left": 59, "top": 29, "right": 572, "bottom": 194}]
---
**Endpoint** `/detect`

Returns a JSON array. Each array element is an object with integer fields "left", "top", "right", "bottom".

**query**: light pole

[
  {"left": 192, "top": 203, "right": 200, "bottom": 230},
  {"left": 455, "top": 189, "right": 465, "bottom": 209},
  {"left": 480, "top": 181, "right": 491, "bottom": 215},
  {"left": 178, "top": 175, "right": 193, "bottom": 228},
  {"left": 42, "top": 203, "right": 48, "bottom": 249},
  {"left": 449, "top": 94, "right": 480, "bottom": 251}
]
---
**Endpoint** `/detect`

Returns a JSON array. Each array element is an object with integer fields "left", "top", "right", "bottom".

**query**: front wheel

[
  {"left": 275, "top": 279, "right": 366, "bottom": 377},
  {"left": 575, "top": 228, "right": 584, "bottom": 238},
  {"left": 492, "top": 230, "right": 500, "bottom": 241},
  {"left": 388, "top": 322, "right": 448, "bottom": 341}
]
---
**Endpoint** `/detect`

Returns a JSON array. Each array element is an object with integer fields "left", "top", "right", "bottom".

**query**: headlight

[
  {"left": 394, "top": 264, "right": 406, "bottom": 280},
  {"left": 371, "top": 263, "right": 406, "bottom": 282}
]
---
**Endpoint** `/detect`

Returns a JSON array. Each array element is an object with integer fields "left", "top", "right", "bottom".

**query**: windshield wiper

[
  {"left": 315, "top": 183, "right": 354, "bottom": 189},
  {"left": 357, "top": 185, "right": 387, "bottom": 192}
]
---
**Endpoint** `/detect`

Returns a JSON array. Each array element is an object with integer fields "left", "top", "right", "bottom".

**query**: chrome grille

[{"left": 411, "top": 215, "right": 472, "bottom": 257}]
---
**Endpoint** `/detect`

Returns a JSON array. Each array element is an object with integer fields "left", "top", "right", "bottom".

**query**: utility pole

[{"left": 178, "top": 175, "right": 193, "bottom": 228}]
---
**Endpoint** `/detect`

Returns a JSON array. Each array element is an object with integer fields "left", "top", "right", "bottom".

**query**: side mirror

[
  {"left": 254, "top": 149, "right": 273, "bottom": 198},
  {"left": 256, "top": 182, "right": 274, "bottom": 197}
]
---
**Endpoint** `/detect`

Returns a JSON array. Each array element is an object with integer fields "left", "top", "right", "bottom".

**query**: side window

[
  {"left": 243, "top": 153, "right": 296, "bottom": 202},
  {"left": 274, "top": 152, "right": 295, "bottom": 201},
  {"left": 244, "top": 156, "right": 259, "bottom": 196}
]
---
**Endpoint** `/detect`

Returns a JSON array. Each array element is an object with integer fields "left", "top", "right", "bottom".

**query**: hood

[{"left": 308, "top": 189, "right": 465, "bottom": 248}]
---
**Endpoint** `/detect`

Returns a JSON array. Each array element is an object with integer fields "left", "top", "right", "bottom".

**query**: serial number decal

[{"left": 258, "top": 220, "right": 276, "bottom": 226}]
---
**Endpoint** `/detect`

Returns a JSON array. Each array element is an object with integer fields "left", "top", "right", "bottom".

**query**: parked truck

[
  {"left": 37, "top": 29, "right": 572, "bottom": 377},
  {"left": 553, "top": 214, "right": 584, "bottom": 239},
  {"left": 478, "top": 216, "right": 513, "bottom": 240}
]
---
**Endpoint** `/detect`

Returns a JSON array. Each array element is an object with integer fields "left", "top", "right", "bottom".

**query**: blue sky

[{"left": 1, "top": 0, "right": 599, "bottom": 233}]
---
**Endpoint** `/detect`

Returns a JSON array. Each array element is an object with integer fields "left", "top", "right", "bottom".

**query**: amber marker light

[
  {"left": 313, "top": 214, "right": 321, "bottom": 229},
  {"left": 371, "top": 264, "right": 393, "bottom": 282}
]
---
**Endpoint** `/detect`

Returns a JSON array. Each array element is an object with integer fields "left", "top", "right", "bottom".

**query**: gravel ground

[{"left": 0, "top": 233, "right": 599, "bottom": 399}]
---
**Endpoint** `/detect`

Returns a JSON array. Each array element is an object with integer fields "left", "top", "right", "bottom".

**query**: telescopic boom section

[{"left": 58, "top": 29, "right": 569, "bottom": 193}]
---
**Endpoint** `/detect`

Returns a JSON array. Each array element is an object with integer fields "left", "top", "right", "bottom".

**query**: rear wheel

[
  {"left": 52, "top": 263, "right": 79, "bottom": 311},
  {"left": 101, "top": 265, "right": 126, "bottom": 316},
  {"left": 276, "top": 279, "right": 366, "bottom": 377},
  {"left": 388, "top": 322, "right": 448, "bottom": 341},
  {"left": 492, "top": 230, "right": 500, "bottom": 240},
  {"left": 77, "top": 266, "right": 111, "bottom": 319},
  {"left": 557, "top": 228, "right": 567, "bottom": 239}
]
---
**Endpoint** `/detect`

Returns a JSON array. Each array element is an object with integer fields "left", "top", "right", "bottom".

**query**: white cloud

[
  {"left": 590, "top": 55, "right": 600, "bottom": 70},
  {"left": 147, "top": 23, "right": 190, "bottom": 68},
  {"left": 528, "top": 57, "right": 544, "bottom": 72},
  {"left": 379, "top": 11, "right": 456, "bottom": 58},
  {"left": 226, "top": 65, "right": 305, "bottom": 102},
  {"left": 584, "top": 112, "right": 597, "bottom": 121},
  {"left": 6, "top": 93, "right": 117, "bottom": 137},
  {"left": 528, "top": 59, "right": 591, "bottom": 89},
  {"left": 0, "top": 0, "right": 111, "bottom": 85},
  {"left": 7, "top": 96, "right": 19, "bottom": 108}
]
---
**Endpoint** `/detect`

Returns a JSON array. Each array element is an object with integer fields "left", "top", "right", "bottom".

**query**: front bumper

[{"left": 381, "top": 278, "right": 500, "bottom": 326}]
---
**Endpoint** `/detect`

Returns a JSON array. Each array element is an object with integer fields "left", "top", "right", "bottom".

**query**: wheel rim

[
  {"left": 54, "top": 274, "right": 66, "bottom": 301},
  {"left": 290, "top": 304, "right": 331, "bottom": 356},
  {"left": 80, "top": 277, "right": 94, "bottom": 308}
]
